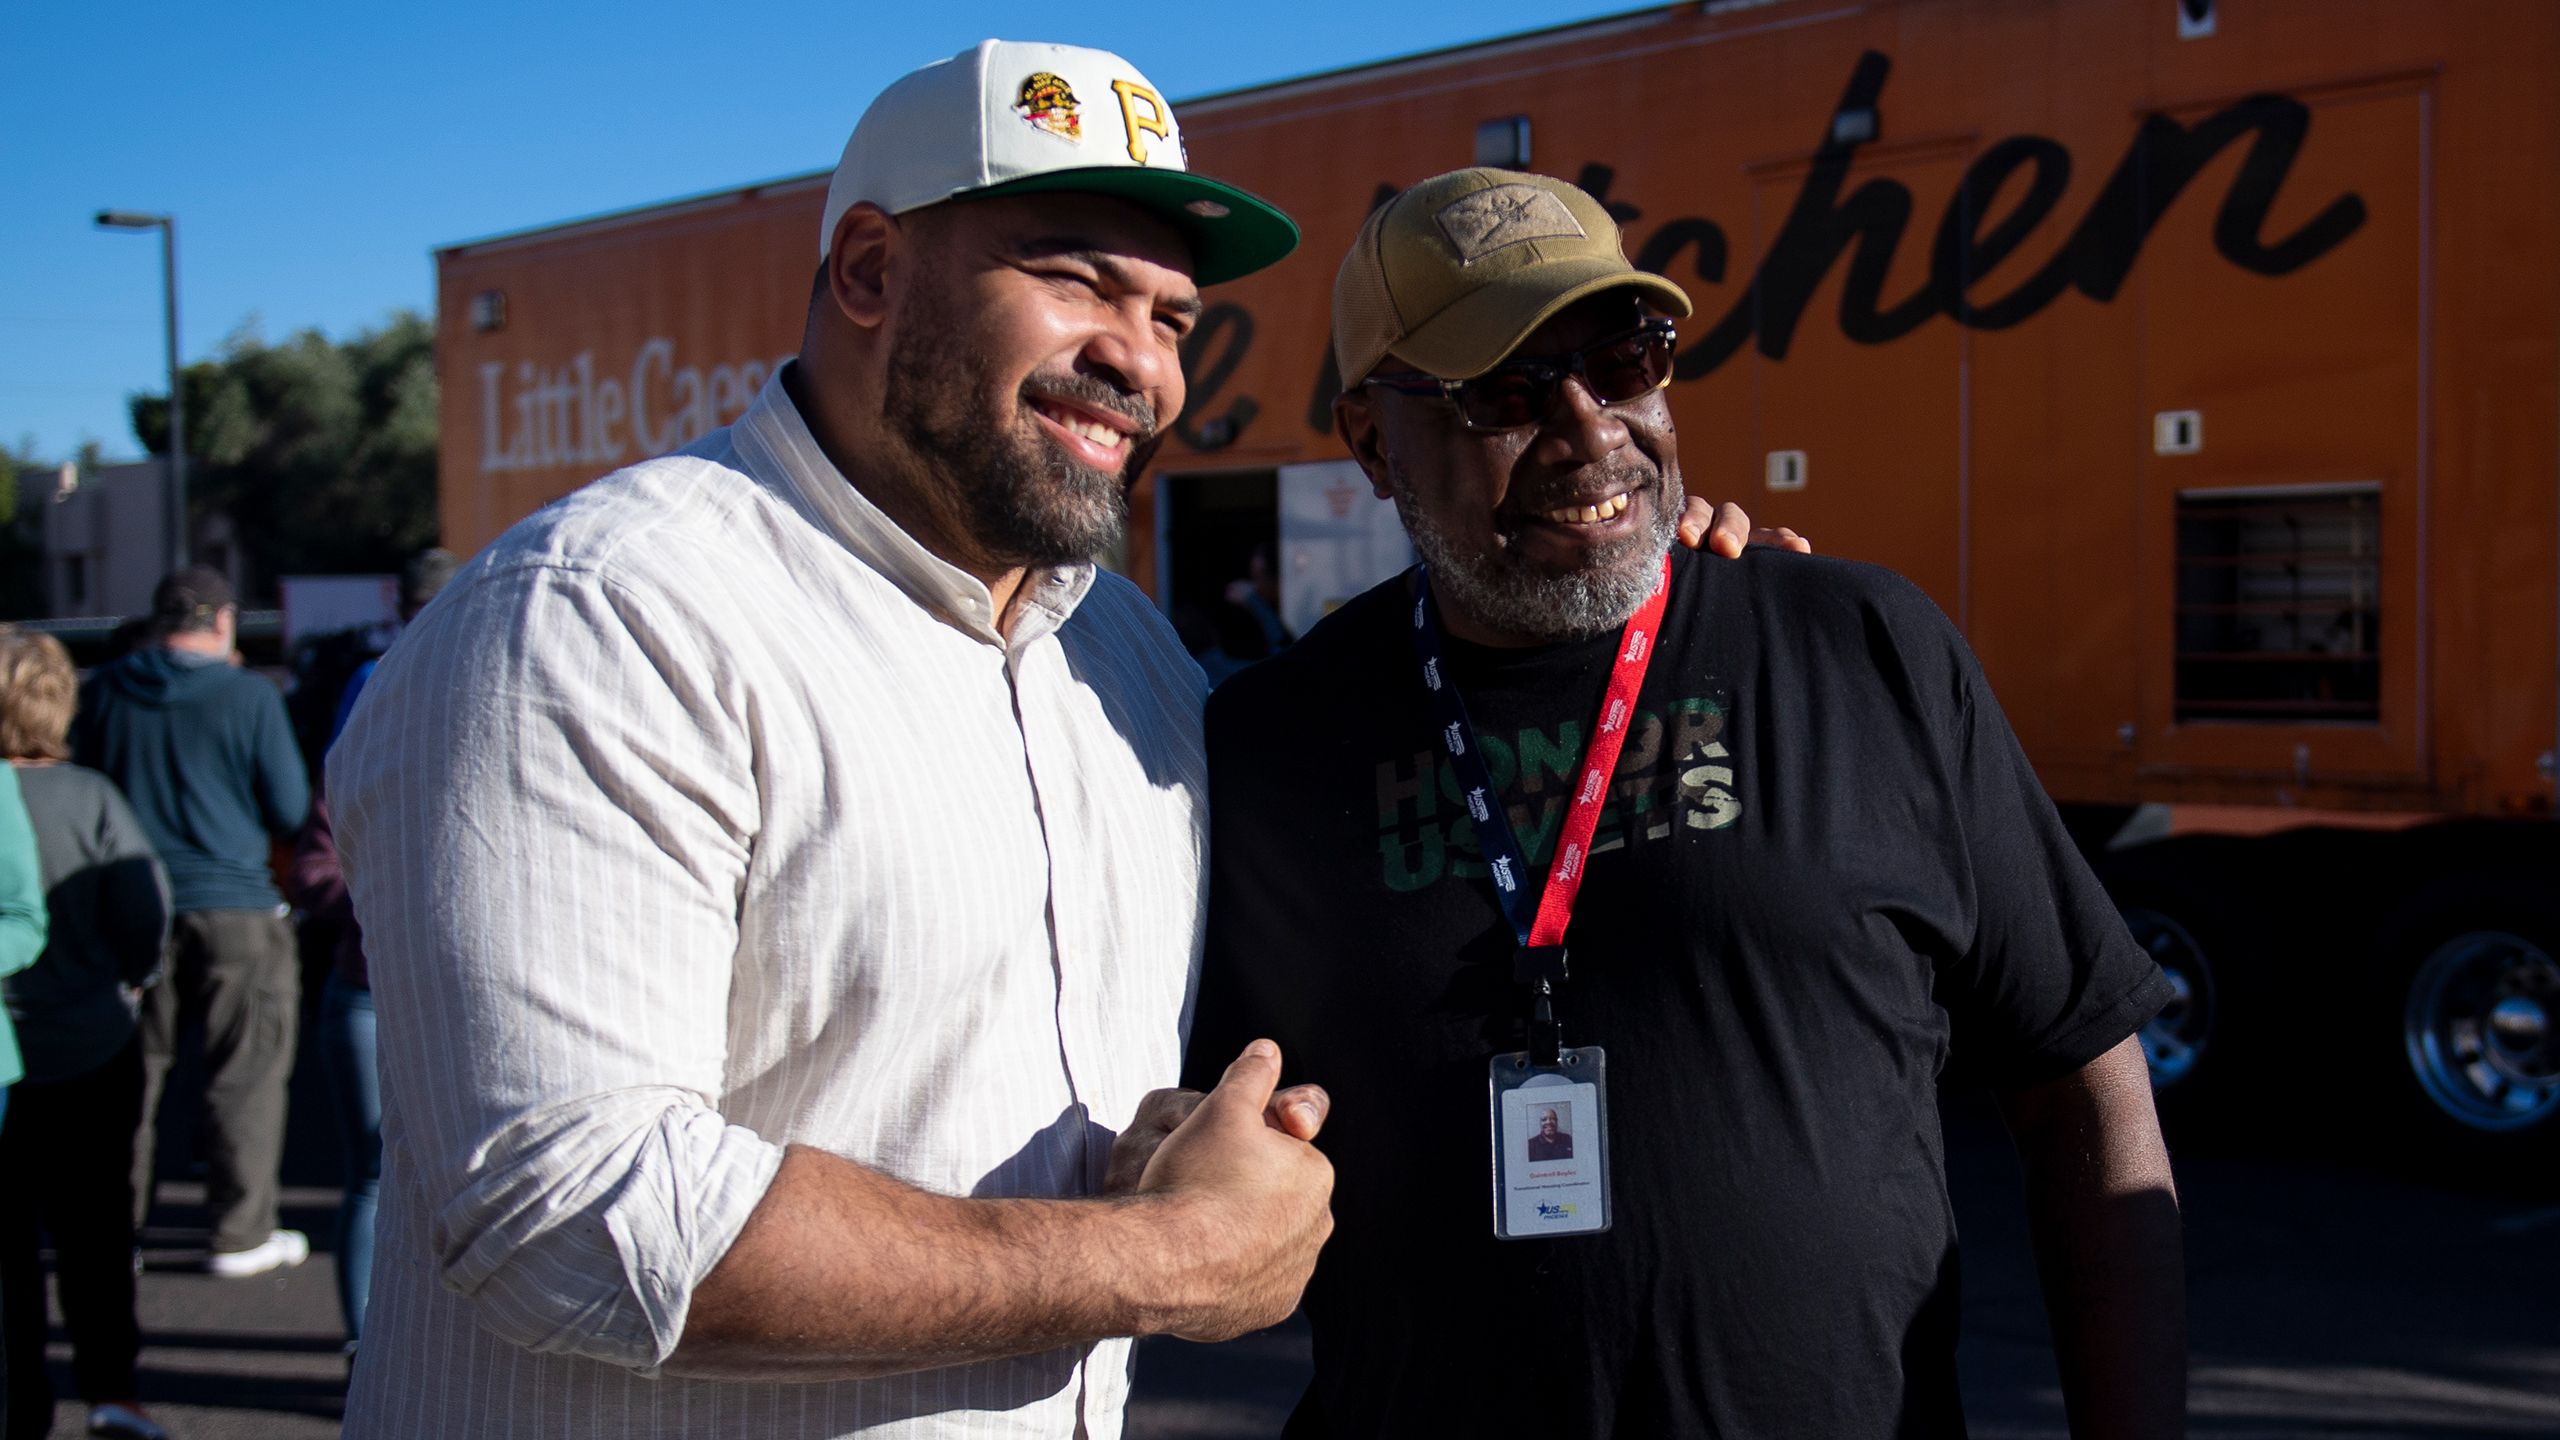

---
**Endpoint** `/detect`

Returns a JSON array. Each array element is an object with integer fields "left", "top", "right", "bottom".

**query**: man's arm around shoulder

[{"left": 1996, "top": 1033, "right": 2187, "bottom": 1439}]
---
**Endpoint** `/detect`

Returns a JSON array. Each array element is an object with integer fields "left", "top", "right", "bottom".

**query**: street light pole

[
  {"left": 160, "top": 215, "right": 184, "bottom": 570},
  {"left": 96, "top": 209, "right": 186, "bottom": 570}
]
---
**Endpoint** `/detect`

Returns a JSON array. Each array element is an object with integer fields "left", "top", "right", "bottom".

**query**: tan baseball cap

[
  {"left": 1332, "top": 167, "right": 1692, "bottom": 386},
  {"left": 821, "top": 40, "right": 1299, "bottom": 287}
]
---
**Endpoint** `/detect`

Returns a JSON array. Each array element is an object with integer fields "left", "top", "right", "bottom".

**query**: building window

[
  {"left": 1474, "top": 116, "right": 1530, "bottom": 168},
  {"left": 2174, "top": 484, "right": 2381, "bottom": 723}
]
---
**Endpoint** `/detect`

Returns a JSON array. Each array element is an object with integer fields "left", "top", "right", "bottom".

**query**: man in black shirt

[{"left": 1186, "top": 168, "right": 2184, "bottom": 1438}]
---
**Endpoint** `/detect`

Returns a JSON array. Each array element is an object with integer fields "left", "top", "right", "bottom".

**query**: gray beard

[{"left": 1392, "top": 466, "right": 1677, "bottom": 643}]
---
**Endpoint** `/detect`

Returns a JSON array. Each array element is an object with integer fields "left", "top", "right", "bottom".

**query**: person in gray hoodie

[
  {"left": 74, "top": 565, "right": 312, "bottom": 1278},
  {"left": 3, "top": 623, "right": 172, "bottom": 1440}
]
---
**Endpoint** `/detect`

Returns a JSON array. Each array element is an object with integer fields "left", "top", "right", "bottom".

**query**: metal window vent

[{"left": 2173, "top": 484, "right": 2380, "bottom": 723}]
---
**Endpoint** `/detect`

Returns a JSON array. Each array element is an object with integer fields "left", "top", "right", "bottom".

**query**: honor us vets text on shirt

[{"left": 1373, "top": 692, "right": 1742, "bottom": 894}]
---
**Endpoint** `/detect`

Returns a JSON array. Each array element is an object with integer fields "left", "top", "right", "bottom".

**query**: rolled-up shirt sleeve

[{"left": 330, "top": 556, "right": 785, "bottom": 1373}]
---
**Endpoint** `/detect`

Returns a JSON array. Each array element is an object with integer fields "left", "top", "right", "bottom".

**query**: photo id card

[{"left": 1489, "top": 1046, "right": 1609, "bottom": 1239}]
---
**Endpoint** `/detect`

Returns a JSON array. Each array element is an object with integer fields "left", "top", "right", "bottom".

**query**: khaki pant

[{"left": 131, "top": 908, "right": 300, "bottom": 1255}]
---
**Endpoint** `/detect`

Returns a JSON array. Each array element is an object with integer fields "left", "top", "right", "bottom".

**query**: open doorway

[
  {"left": 1154, "top": 463, "right": 1413, "bottom": 681},
  {"left": 1156, "top": 469, "right": 1288, "bottom": 684}
]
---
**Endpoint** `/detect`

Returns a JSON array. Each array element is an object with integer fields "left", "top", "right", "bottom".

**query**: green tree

[{"left": 129, "top": 310, "right": 438, "bottom": 590}]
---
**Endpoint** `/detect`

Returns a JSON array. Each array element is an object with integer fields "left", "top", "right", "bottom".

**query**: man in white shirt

[{"left": 330, "top": 41, "right": 1334, "bottom": 1439}]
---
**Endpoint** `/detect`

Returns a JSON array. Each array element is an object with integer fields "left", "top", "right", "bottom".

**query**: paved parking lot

[
  {"left": 1939, "top": 1093, "right": 2560, "bottom": 1439},
  {"left": 33, "top": 1096, "right": 2560, "bottom": 1438}
]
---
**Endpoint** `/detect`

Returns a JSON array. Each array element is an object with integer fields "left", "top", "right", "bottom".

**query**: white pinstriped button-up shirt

[{"left": 330, "top": 371, "right": 1210, "bottom": 1438}]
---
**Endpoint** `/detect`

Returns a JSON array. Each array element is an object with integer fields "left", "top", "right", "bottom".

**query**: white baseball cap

[{"left": 820, "top": 39, "right": 1299, "bottom": 286}]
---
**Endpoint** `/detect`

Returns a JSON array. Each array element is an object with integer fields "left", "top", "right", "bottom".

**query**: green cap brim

[{"left": 972, "top": 167, "right": 1300, "bottom": 287}]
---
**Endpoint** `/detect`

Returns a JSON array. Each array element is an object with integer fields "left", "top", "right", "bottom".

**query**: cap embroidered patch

[
  {"left": 1434, "top": 184, "right": 1587, "bottom": 264},
  {"left": 1015, "top": 72, "right": 1082, "bottom": 142}
]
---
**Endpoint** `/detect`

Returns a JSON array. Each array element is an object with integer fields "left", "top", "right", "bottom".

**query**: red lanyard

[{"left": 1527, "top": 557, "right": 1671, "bottom": 948}]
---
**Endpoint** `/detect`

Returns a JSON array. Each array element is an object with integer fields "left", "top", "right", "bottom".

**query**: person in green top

[{"left": 0, "top": 760, "right": 46, "bottom": 1120}]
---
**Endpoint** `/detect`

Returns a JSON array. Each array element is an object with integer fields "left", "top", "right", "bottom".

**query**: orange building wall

[
  {"left": 434, "top": 178, "right": 822, "bottom": 555},
  {"left": 434, "top": 0, "right": 2559, "bottom": 817}
]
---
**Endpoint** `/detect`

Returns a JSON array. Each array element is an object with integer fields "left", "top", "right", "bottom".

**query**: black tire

[
  {"left": 2371, "top": 872, "right": 2560, "bottom": 1184},
  {"left": 2118, "top": 904, "right": 2221, "bottom": 1098},
  {"left": 2095, "top": 859, "right": 2255, "bottom": 1142}
]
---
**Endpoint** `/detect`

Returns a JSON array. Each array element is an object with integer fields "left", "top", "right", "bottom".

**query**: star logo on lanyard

[{"left": 1554, "top": 842, "right": 1585, "bottom": 884}]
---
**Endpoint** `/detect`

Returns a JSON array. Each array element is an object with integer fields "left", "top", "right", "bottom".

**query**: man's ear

[
  {"left": 823, "top": 204, "right": 900, "bottom": 331},
  {"left": 1333, "top": 390, "right": 1397, "bottom": 500}
]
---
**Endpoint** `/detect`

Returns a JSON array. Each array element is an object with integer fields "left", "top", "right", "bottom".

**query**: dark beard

[
  {"left": 1391, "top": 458, "right": 1677, "bottom": 642},
  {"left": 879, "top": 292, "right": 1154, "bottom": 570}
]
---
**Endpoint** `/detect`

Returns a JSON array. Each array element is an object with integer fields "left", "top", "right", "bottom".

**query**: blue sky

[{"left": 1, "top": 1, "right": 1652, "bottom": 464}]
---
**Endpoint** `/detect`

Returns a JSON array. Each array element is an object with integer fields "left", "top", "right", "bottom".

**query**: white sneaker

[
  {"left": 88, "top": 1402, "right": 171, "bottom": 1439},
  {"left": 205, "top": 1228, "right": 310, "bottom": 1278}
]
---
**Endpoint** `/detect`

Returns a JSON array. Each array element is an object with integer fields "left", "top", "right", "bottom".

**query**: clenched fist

[{"left": 1131, "top": 1040, "right": 1335, "bottom": 1342}]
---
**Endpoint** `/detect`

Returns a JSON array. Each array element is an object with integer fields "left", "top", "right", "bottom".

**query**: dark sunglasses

[{"left": 1361, "top": 318, "right": 1678, "bottom": 432}]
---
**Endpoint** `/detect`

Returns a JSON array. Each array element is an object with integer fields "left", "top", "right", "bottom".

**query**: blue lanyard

[{"left": 1407, "top": 567, "right": 1538, "bottom": 948}]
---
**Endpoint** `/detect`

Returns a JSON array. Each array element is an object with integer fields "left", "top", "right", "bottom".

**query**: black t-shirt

[{"left": 1187, "top": 545, "right": 2169, "bottom": 1439}]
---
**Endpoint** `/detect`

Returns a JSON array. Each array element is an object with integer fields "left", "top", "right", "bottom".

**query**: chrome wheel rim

[
  {"left": 2123, "top": 907, "right": 2213, "bottom": 1089},
  {"left": 2402, "top": 931, "right": 2560, "bottom": 1133}
]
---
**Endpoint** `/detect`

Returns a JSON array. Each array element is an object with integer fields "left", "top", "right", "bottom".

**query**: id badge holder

[{"left": 1489, "top": 1046, "right": 1610, "bottom": 1239}]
